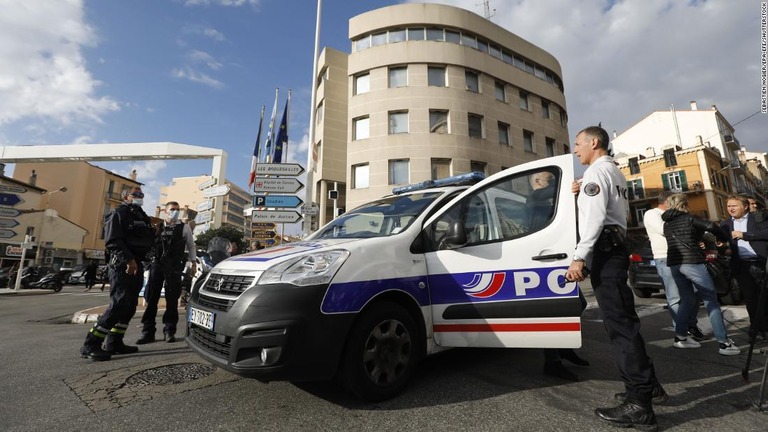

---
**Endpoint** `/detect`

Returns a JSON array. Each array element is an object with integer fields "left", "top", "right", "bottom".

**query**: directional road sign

[
  {"left": 0, "top": 184, "right": 26, "bottom": 194},
  {"left": 195, "top": 211, "right": 213, "bottom": 224},
  {"left": 252, "top": 178, "right": 304, "bottom": 194},
  {"left": 252, "top": 230, "right": 278, "bottom": 240},
  {"left": 0, "top": 193, "right": 23, "bottom": 207},
  {"left": 301, "top": 203, "right": 319, "bottom": 216},
  {"left": 198, "top": 178, "right": 216, "bottom": 190},
  {"left": 202, "top": 184, "right": 230, "bottom": 198},
  {"left": 0, "top": 229, "right": 17, "bottom": 239},
  {"left": 0, "top": 208, "right": 21, "bottom": 218},
  {"left": 0, "top": 218, "right": 19, "bottom": 229},
  {"left": 252, "top": 195, "right": 303, "bottom": 208},
  {"left": 252, "top": 210, "right": 303, "bottom": 223},
  {"left": 196, "top": 199, "right": 213, "bottom": 212},
  {"left": 255, "top": 163, "right": 305, "bottom": 176},
  {"left": 252, "top": 222, "right": 276, "bottom": 230}
]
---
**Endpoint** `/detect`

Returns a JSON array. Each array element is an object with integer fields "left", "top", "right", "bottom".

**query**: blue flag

[{"left": 273, "top": 98, "right": 289, "bottom": 164}]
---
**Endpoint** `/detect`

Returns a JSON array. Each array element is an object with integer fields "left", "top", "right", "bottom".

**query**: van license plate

[{"left": 189, "top": 307, "right": 215, "bottom": 331}]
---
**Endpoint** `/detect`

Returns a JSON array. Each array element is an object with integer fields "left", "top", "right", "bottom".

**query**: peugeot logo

[{"left": 215, "top": 278, "right": 225, "bottom": 292}]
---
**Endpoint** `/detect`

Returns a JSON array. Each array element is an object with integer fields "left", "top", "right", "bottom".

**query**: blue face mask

[
  {"left": 132, "top": 198, "right": 144, "bottom": 207},
  {"left": 168, "top": 210, "right": 180, "bottom": 221}
]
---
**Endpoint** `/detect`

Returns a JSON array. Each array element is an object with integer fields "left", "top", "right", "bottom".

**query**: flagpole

[{"left": 304, "top": 0, "right": 322, "bottom": 236}]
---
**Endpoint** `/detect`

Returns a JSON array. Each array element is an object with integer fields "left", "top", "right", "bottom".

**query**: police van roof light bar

[{"left": 392, "top": 171, "right": 485, "bottom": 195}]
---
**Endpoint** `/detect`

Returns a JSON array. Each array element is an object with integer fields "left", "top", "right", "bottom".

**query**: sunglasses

[{"left": 131, "top": 192, "right": 145, "bottom": 198}]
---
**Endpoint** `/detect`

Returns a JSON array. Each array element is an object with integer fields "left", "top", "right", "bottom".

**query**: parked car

[
  {"left": 627, "top": 235, "right": 742, "bottom": 305},
  {"left": 67, "top": 265, "right": 88, "bottom": 284}
]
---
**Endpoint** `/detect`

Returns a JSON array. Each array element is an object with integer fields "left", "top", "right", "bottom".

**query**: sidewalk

[
  {"left": 71, "top": 298, "right": 180, "bottom": 324},
  {"left": 0, "top": 288, "right": 53, "bottom": 296}
]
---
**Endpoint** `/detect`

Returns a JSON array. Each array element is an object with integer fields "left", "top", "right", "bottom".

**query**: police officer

[
  {"left": 566, "top": 126, "right": 664, "bottom": 431},
  {"left": 80, "top": 186, "right": 155, "bottom": 361},
  {"left": 137, "top": 201, "right": 196, "bottom": 344}
]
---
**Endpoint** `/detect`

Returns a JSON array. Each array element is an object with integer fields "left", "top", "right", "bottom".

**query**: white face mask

[
  {"left": 132, "top": 198, "right": 144, "bottom": 207},
  {"left": 168, "top": 209, "right": 180, "bottom": 221}
]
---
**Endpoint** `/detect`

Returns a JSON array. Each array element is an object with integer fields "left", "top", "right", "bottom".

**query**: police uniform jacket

[
  {"left": 103, "top": 202, "right": 155, "bottom": 263},
  {"left": 154, "top": 221, "right": 196, "bottom": 265},
  {"left": 574, "top": 155, "right": 628, "bottom": 265},
  {"left": 661, "top": 209, "right": 728, "bottom": 266}
]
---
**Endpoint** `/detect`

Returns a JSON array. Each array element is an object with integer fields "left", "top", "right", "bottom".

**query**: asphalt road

[{"left": 1, "top": 283, "right": 768, "bottom": 431}]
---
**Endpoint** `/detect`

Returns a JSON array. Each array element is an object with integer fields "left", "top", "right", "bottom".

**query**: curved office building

[{"left": 312, "top": 3, "right": 570, "bottom": 219}]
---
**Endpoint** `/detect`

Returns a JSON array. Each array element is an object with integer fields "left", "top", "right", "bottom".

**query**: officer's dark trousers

[
  {"left": 591, "top": 244, "right": 657, "bottom": 407},
  {"left": 141, "top": 261, "right": 183, "bottom": 336},
  {"left": 732, "top": 259, "right": 768, "bottom": 332},
  {"left": 88, "top": 262, "right": 143, "bottom": 342}
]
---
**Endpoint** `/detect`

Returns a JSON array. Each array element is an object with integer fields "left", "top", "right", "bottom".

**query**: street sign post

[
  {"left": 251, "top": 210, "right": 303, "bottom": 223},
  {"left": 301, "top": 203, "right": 320, "bottom": 216},
  {"left": 0, "top": 208, "right": 21, "bottom": 218},
  {"left": 253, "top": 195, "right": 303, "bottom": 208},
  {"left": 198, "top": 177, "right": 216, "bottom": 190},
  {"left": 202, "top": 184, "right": 230, "bottom": 198},
  {"left": 196, "top": 199, "right": 213, "bottom": 212},
  {"left": 255, "top": 163, "right": 305, "bottom": 176},
  {"left": 195, "top": 211, "right": 213, "bottom": 224},
  {"left": 252, "top": 178, "right": 304, "bottom": 194},
  {"left": 0, "top": 193, "right": 23, "bottom": 207}
]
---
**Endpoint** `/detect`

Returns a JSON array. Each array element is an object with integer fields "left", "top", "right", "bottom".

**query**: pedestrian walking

[
  {"left": 643, "top": 192, "right": 703, "bottom": 339},
  {"left": 136, "top": 201, "right": 196, "bottom": 344},
  {"left": 662, "top": 193, "right": 740, "bottom": 356},
  {"left": 83, "top": 260, "right": 98, "bottom": 292},
  {"left": 567, "top": 126, "right": 664, "bottom": 431},
  {"left": 79, "top": 187, "right": 155, "bottom": 361}
]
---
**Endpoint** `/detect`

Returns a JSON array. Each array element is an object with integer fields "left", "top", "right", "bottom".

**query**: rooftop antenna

[{"left": 478, "top": 0, "right": 495, "bottom": 20}]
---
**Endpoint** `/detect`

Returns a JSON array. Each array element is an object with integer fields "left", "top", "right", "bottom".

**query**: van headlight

[{"left": 257, "top": 250, "right": 350, "bottom": 286}]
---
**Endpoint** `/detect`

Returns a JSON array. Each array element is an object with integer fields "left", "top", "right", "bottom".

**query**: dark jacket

[
  {"left": 525, "top": 184, "right": 556, "bottom": 231},
  {"left": 662, "top": 209, "right": 728, "bottom": 266},
  {"left": 720, "top": 213, "right": 768, "bottom": 260},
  {"left": 104, "top": 202, "right": 155, "bottom": 263}
]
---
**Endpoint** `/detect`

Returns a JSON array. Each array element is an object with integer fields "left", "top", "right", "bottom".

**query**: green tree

[{"left": 194, "top": 225, "right": 247, "bottom": 254}]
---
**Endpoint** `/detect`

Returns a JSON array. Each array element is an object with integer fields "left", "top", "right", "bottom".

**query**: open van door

[{"left": 422, "top": 154, "right": 582, "bottom": 349}]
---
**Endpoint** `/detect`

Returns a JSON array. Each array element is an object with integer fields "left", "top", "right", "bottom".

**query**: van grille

[
  {"left": 202, "top": 273, "right": 254, "bottom": 296},
  {"left": 189, "top": 326, "right": 230, "bottom": 360}
]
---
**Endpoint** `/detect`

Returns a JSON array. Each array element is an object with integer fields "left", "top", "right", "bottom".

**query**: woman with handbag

[{"left": 662, "top": 193, "right": 741, "bottom": 356}]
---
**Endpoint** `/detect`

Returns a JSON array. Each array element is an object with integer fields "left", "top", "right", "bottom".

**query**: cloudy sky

[{"left": 0, "top": 0, "right": 764, "bottom": 225}]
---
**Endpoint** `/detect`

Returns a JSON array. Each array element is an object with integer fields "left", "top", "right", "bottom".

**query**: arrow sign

[
  {"left": 252, "top": 178, "right": 304, "bottom": 194},
  {"left": 196, "top": 199, "right": 213, "bottom": 212},
  {"left": 0, "top": 229, "right": 16, "bottom": 239},
  {"left": 195, "top": 211, "right": 213, "bottom": 224},
  {"left": 0, "top": 208, "right": 21, "bottom": 218},
  {"left": 202, "top": 184, "right": 230, "bottom": 198},
  {"left": 253, "top": 195, "right": 303, "bottom": 208},
  {"left": 252, "top": 222, "right": 276, "bottom": 229},
  {"left": 255, "top": 163, "right": 305, "bottom": 176},
  {"left": 252, "top": 210, "right": 303, "bottom": 223},
  {"left": 0, "top": 218, "right": 19, "bottom": 228},
  {"left": 198, "top": 178, "right": 216, "bottom": 190},
  {"left": 252, "top": 230, "right": 278, "bottom": 240},
  {"left": 0, "top": 193, "right": 22, "bottom": 207},
  {"left": 0, "top": 185, "right": 26, "bottom": 194}
]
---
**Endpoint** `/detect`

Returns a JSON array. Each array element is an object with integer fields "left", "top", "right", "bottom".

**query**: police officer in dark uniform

[
  {"left": 137, "top": 201, "right": 196, "bottom": 344},
  {"left": 79, "top": 186, "right": 155, "bottom": 361},
  {"left": 567, "top": 126, "right": 664, "bottom": 431}
]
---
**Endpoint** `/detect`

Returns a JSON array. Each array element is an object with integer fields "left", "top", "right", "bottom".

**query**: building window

[
  {"left": 315, "top": 101, "right": 324, "bottom": 124},
  {"left": 519, "top": 91, "right": 530, "bottom": 111},
  {"left": 560, "top": 110, "right": 567, "bottom": 127},
  {"left": 389, "top": 159, "right": 410, "bottom": 185},
  {"left": 445, "top": 30, "right": 460, "bottom": 44},
  {"left": 523, "top": 130, "right": 534, "bottom": 152},
  {"left": 468, "top": 113, "right": 484, "bottom": 139},
  {"left": 372, "top": 32, "right": 387, "bottom": 47},
  {"left": 489, "top": 44, "right": 502, "bottom": 59},
  {"left": 629, "top": 157, "right": 640, "bottom": 175},
  {"left": 465, "top": 70, "right": 479, "bottom": 92},
  {"left": 663, "top": 170, "right": 687, "bottom": 192},
  {"left": 495, "top": 81, "right": 506, "bottom": 102},
  {"left": 498, "top": 122, "right": 510, "bottom": 145},
  {"left": 461, "top": 33, "right": 477, "bottom": 48},
  {"left": 430, "top": 110, "right": 448, "bottom": 134},
  {"left": 389, "top": 29, "right": 406, "bottom": 43},
  {"left": 354, "top": 36, "right": 371, "bottom": 52},
  {"left": 545, "top": 137, "right": 555, "bottom": 157},
  {"left": 388, "top": 111, "right": 408, "bottom": 134},
  {"left": 389, "top": 66, "right": 407, "bottom": 88},
  {"left": 663, "top": 148, "right": 677, "bottom": 167},
  {"left": 353, "top": 116, "right": 369, "bottom": 140},
  {"left": 426, "top": 28, "right": 444, "bottom": 41},
  {"left": 352, "top": 164, "right": 369, "bottom": 189},
  {"left": 428, "top": 66, "right": 446, "bottom": 87},
  {"left": 542, "top": 100, "right": 550, "bottom": 119},
  {"left": 627, "top": 179, "right": 645, "bottom": 200},
  {"left": 563, "top": 143, "right": 570, "bottom": 154},
  {"left": 470, "top": 161, "right": 487, "bottom": 175},
  {"left": 408, "top": 27, "right": 425, "bottom": 40},
  {"left": 354, "top": 73, "right": 369, "bottom": 95},
  {"left": 431, "top": 158, "right": 451, "bottom": 179}
]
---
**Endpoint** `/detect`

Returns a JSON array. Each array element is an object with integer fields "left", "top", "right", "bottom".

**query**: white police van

[{"left": 186, "top": 154, "right": 581, "bottom": 401}]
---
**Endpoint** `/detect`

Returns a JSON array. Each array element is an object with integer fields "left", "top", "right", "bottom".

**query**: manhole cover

[{"left": 126, "top": 363, "right": 216, "bottom": 386}]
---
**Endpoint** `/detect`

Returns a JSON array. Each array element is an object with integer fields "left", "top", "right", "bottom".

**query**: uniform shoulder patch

[{"left": 584, "top": 182, "right": 600, "bottom": 196}]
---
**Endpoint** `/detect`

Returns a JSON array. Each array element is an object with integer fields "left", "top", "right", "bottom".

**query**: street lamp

[{"left": 34, "top": 186, "right": 68, "bottom": 266}]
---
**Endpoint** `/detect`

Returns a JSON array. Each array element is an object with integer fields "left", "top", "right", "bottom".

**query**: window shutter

[
  {"left": 662, "top": 174, "right": 670, "bottom": 191},
  {"left": 679, "top": 170, "right": 688, "bottom": 191}
]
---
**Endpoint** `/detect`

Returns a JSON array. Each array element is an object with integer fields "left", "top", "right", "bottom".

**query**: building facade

[{"left": 309, "top": 3, "right": 570, "bottom": 216}]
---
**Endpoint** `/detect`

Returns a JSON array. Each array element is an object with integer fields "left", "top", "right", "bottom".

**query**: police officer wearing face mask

[
  {"left": 137, "top": 201, "right": 197, "bottom": 344},
  {"left": 80, "top": 186, "right": 155, "bottom": 361}
]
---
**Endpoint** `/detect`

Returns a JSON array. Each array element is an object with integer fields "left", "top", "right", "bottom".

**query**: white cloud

[
  {"left": 0, "top": 0, "right": 119, "bottom": 126},
  {"left": 118, "top": 160, "right": 168, "bottom": 213},
  {"left": 184, "top": 0, "right": 260, "bottom": 7},
  {"left": 188, "top": 49, "right": 223, "bottom": 70},
  {"left": 202, "top": 27, "right": 226, "bottom": 42},
  {"left": 411, "top": 0, "right": 764, "bottom": 149},
  {"left": 171, "top": 66, "right": 225, "bottom": 89}
]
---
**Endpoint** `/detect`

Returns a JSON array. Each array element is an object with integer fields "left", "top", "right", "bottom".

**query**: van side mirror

[{"left": 439, "top": 220, "right": 467, "bottom": 250}]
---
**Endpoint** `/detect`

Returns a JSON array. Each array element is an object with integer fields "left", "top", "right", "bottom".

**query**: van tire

[{"left": 339, "top": 301, "right": 420, "bottom": 402}]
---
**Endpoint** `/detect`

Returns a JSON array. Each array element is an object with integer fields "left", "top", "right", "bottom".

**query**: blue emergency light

[{"left": 392, "top": 171, "right": 485, "bottom": 195}]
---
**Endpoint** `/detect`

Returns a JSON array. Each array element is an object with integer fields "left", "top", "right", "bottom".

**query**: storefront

[{"left": 0, "top": 242, "right": 36, "bottom": 269}]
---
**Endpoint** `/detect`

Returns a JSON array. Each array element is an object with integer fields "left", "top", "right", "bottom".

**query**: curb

[{"left": 0, "top": 288, "right": 55, "bottom": 296}]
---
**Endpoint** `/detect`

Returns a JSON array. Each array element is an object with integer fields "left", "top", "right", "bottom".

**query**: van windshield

[{"left": 313, "top": 192, "right": 442, "bottom": 239}]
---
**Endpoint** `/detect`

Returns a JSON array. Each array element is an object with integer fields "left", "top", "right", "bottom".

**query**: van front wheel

[{"left": 340, "top": 301, "right": 420, "bottom": 402}]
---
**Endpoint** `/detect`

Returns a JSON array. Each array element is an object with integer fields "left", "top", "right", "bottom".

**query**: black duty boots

[
  {"left": 80, "top": 332, "right": 111, "bottom": 361},
  {"left": 104, "top": 333, "right": 139, "bottom": 355}
]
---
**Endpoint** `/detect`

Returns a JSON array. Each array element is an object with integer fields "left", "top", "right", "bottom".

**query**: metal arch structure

[{"left": 0, "top": 142, "right": 228, "bottom": 228}]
